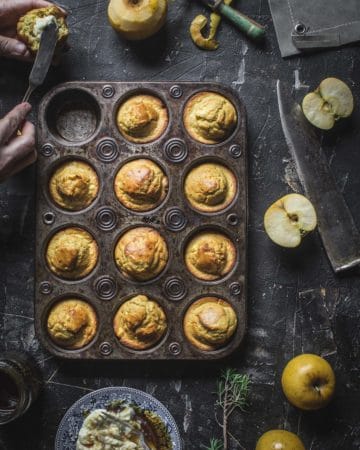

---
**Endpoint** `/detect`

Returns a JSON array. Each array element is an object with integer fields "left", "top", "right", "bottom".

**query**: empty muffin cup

[{"left": 46, "top": 89, "right": 101, "bottom": 143}]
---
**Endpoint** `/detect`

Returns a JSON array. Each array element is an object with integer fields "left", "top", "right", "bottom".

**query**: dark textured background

[{"left": 0, "top": 0, "right": 359, "bottom": 449}]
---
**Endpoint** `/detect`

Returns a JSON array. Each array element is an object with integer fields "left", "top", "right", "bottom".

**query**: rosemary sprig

[
  {"left": 203, "top": 438, "right": 223, "bottom": 450},
  {"left": 205, "top": 368, "right": 251, "bottom": 450}
]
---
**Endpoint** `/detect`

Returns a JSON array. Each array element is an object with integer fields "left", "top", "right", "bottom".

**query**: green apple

[
  {"left": 264, "top": 193, "right": 317, "bottom": 248},
  {"left": 281, "top": 353, "right": 336, "bottom": 410},
  {"left": 255, "top": 430, "right": 305, "bottom": 450},
  {"left": 302, "top": 78, "right": 353, "bottom": 130}
]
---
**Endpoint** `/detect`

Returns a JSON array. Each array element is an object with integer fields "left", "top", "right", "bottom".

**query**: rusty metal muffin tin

[{"left": 35, "top": 82, "right": 247, "bottom": 360}]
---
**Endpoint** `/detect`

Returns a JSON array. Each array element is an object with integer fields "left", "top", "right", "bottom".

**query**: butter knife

[{"left": 22, "top": 21, "right": 58, "bottom": 103}]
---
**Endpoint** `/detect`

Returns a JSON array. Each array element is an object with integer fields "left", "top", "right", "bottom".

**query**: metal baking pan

[{"left": 35, "top": 81, "right": 247, "bottom": 360}]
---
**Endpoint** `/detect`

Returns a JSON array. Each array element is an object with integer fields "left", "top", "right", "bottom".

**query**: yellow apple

[
  {"left": 302, "top": 77, "right": 353, "bottom": 130},
  {"left": 108, "top": 0, "right": 167, "bottom": 40},
  {"left": 281, "top": 353, "right": 335, "bottom": 410},
  {"left": 255, "top": 430, "right": 305, "bottom": 450},
  {"left": 264, "top": 193, "right": 317, "bottom": 248}
]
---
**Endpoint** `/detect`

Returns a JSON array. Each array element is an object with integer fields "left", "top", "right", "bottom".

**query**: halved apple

[
  {"left": 302, "top": 77, "right": 353, "bottom": 130},
  {"left": 264, "top": 193, "right": 317, "bottom": 248}
]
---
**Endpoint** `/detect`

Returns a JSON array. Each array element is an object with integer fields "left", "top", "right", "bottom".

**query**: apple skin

[
  {"left": 255, "top": 429, "right": 305, "bottom": 450},
  {"left": 281, "top": 354, "right": 335, "bottom": 411}
]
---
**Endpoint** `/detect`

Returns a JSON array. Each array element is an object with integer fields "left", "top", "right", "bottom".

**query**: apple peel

[
  {"left": 302, "top": 77, "right": 353, "bottom": 130},
  {"left": 264, "top": 193, "right": 317, "bottom": 248}
]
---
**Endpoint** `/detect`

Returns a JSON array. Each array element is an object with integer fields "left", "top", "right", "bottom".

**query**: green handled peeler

[{"left": 200, "top": 0, "right": 265, "bottom": 40}]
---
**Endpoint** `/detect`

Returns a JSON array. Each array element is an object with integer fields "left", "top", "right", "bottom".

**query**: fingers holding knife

[{"left": 0, "top": 104, "right": 37, "bottom": 182}]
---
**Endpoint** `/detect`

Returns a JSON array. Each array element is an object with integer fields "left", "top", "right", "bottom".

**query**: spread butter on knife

[{"left": 22, "top": 21, "right": 58, "bottom": 103}]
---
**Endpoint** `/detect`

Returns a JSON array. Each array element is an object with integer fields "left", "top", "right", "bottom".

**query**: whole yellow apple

[
  {"left": 108, "top": 0, "right": 167, "bottom": 40},
  {"left": 255, "top": 429, "right": 305, "bottom": 450},
  {"left": 281, "top": 353, "right": 335, "bottom": 410}
]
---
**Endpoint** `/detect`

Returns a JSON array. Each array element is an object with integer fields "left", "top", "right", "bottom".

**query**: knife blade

[
  {"left": 276, "top": 80, "right": 360, "bottom": 273},
  {"left": 22, "top": 21, "right": 58, "bottom": 103}
]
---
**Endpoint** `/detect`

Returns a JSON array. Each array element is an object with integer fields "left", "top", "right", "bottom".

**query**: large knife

[
  {"left": 22, "top": 21, "right": 58, "bottom": 103},
  {"left": 277, "top": 80, "right": 360, "bottom": 273}
]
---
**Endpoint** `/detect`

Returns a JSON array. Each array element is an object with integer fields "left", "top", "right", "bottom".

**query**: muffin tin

[{"left": 35, "top": 82, "right": 247, "bottom": 360}]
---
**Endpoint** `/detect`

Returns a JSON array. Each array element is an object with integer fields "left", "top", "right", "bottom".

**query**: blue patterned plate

[{"left": 55, "top": 386, "right": 182, "bottom": 450}]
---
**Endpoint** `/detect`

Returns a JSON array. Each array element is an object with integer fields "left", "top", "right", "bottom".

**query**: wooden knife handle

[{"left": 218, "top": 3, "right": 265, "bottom": 40}]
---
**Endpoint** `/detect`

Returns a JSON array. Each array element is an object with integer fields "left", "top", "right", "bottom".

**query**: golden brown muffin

[
  {"left": 17, "top": 6, "right": 69, "bottom": 54},
  {"left": 114, "top": 159, "right": 168, "bottom": 211},
  {"left": 49, "top": 160, "right": 99, "bottom": 211},
  {"left": 184, "top": 162, "right": 237, "bottom": 213},
  {"left": 184, "top": 92, "right": 237, "bottom": 144},
  {"left": 115, "top": 227, "right": 168, "bottom": 281},
  {"left": 113, "top": 295, "right": 167, "bottom": 350},
  {"left": 184, "top": 297, "right": 237, "bottom": 351},
  {"left": 185, "top": 231, "right": 236, "bottom": 281},
  {"left": 46, "top": 227, "right": 98, "bottom": 280},
  {"left": 116, "top": 95, "right": 168, "bottom": 143},
  {"left": 47, "top": 299, "right": 97, "bottom": 349}
]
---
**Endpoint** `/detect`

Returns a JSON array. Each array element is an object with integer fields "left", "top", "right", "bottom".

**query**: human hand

[
  {"left": 0, "top": 0, "right": 53, "bottom": 61},
  {"left": 0, "top": 103, "right": 37, "bottom": 182}
]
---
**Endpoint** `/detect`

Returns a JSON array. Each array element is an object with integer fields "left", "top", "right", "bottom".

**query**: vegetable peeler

[{"left": 199, "top": 0, "right": 265, "bottom": 40}]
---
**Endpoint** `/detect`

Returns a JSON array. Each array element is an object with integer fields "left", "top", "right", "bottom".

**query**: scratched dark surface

[{"left": 0, "top": 0, "right": 360, "bottom": 449}]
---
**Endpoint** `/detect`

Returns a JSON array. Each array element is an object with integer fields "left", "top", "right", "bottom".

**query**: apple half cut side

[
  {"left": 264, "top": 193, "right": 317, "bottom": 248},
  {"left": 302, "top": 77, "right": 354, "bottom": 130}
]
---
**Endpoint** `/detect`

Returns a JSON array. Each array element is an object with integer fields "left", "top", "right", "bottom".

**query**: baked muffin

[
  {"left": 185, "top": 231, "right": 236, "bottom": 281},
  {"left": 184, "top": 162, "right": 236, "bottom": 212},
  {"left": 17, "top": 6, "right": 69, "bottom": 54},
  {"left": 113, "top": 295, "right": 167, "bottom": 350},
  {"left": 49, "top": 160, "right": 99, "bottom": 211},
  {"left": 184, "top": 92, "right": 237, "bottom": 144},
  {"left": 47, "top": 299, "right": 97, "bottom": 349},
  {"left": 116, "top": 95, "right": 168, "bottom": 143},
  {"left": 184, "top": 297, "right": 237, "bottom": 351},
  {"left": 115, "top": 227, "right": 168, "bottom": 281},
  {"left": 114, "top": 159, "right": 168, "bottom": 211},
  {"left": 46, "top": 227, "right": 98, "bottom": 279}
]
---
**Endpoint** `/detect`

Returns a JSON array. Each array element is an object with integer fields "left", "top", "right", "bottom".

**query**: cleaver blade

[{"left": 276, "top": 80, "right": 360, "bottom": 273}]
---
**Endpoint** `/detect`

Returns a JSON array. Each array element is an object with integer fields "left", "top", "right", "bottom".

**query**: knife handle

[{"left": 217, "top": 3, "right": 265, "bottom": 40}]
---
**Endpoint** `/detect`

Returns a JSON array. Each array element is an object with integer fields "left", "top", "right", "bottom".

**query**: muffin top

[
  {"left": 17, "top": 6, "right": 69, "bottom": 54},
  {"left": 113, "top": 295, "right": 167, "bottom": 350},
  {"left": 49, "top": 160, "right": 99, "bottom": 211},
  {"left": 184, "top": 92, "right": 237, "bottom": 144},
  {"left": 185, "top": 231, "right": 236, "bottom": 281},
  {"left": 184, "top": 162, "right": 237, "bottom": 212},
  {"left": 184, "top": 297, "right": 237, "bottom": 351},
  {"left": 116, "top": 95, "right": 168, "bottom": 143},
  {"left": 114, "top": 159, "right": 168, "bottom": 211},
  {"left": 115, "top": 227, "right": 168, "bottom": 281},
  {"left": 47, "top": 299, "right": 97, "bottom": 349},
  {"left": 46, "top": 227, "right": 98, "bottom": 279}
]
